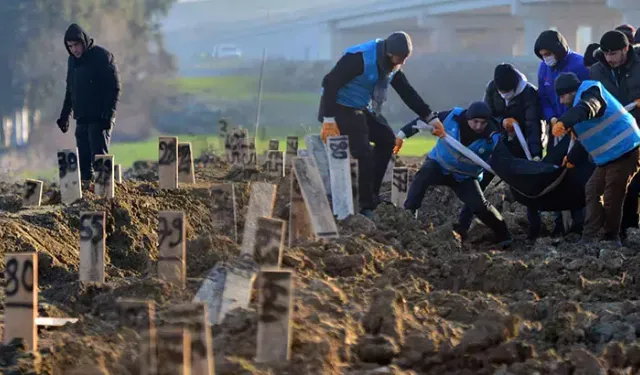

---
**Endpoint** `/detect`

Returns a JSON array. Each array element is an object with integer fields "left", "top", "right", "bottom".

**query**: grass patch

[{"left": 19, "top": 134, "right": 436, "bottom": 181}]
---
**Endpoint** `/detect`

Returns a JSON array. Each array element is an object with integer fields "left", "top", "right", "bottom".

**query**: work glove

[
  {"left": 562, "top": 156, "right": 574, "bottom": 169},
  {"left": 392, "top": 138, "right": 403, "bottom": 154},
  {"left": 430, "top": 119, "right": 446, "bottom": 138},
  {"left": 56, "top": 118, "right": 69, "bottom": 133},
  {"left": 320, "top": 117, "right": 340, "bottom": 143},
  {"left": 502, "top": 118, "right": 516, "bottom": 133},
  {"left": 551, "top": 119, "right": 567, "bottom": 138}
]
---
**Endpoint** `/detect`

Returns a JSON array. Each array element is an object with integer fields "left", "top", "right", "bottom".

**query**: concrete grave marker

[
  {"left": 157, "top": 211, "right": 186, "bottom": 288},
  {"left": 4, "top": 252, "right": 37, "bottom": 350},
  {"left": 193, "top": 254, "right": 258, "bottom": 326},
  {"left": 57, "top": 148, "right": 82, "bottom": 203},
  {"left": 155, "top": 327, "right": 191, "bottom": 375},
  {"left": 292, "top": 157, "right": 339, "bottom": 239},
  {"left": 244, "top": 137, "right": 257, "bottom": 168},
  {"left": 94, "top": 155, "right": 114, "bottom": 198},
  {"left": 288, "top": 172, "right": 313, "bottom": 246},
  {"left": 284, "top": 136, "right": 298, "bottom": 169},
  {"left": 79, "top": 211, "right": 106, "bottom": 283},
  {"left": 392, "top": 167, "right": 409, "bottom": 208},
  {"left": 297, "top": 149, "right": 309, "bottom": 157},
  {"left": 256, "top": 269, "right": 293, "bottom": 363},
  {"left": 253, "top": 217, "right": 286, "bottom": 267},
  {"left": 158, "top": 137, "right": 178, "bottom": 189},
  {"left": 268, "top": 139, "right": 279, "bottom": 151},
  {"left": 164, "top": 303, "right": 214, "bottom": 375},
  {"left": 178, "top": 142, "right": 196, "bottom": 184},
  {"left": 23, "top": 179, "right": 43, "bottom": 207},
  {"left": 211, "top": 184, "right": 237, "bottom": 243},
  {"left": 114, "top": 164, "right": 122, "bottom": 183},
  {"left": 305, "top": 134, "right": 331, "bottom": 195},
  {"left": 326, "top": 135, "right": 354, "bottom": 219},
  {"left": 263, "top": 150, "right": 284, "bottom": 178},
  {"left": 240, "top": 182, "right": 277, "bottom": 255},
  {"left": 225, "top": 128, "right": 247, "bottom": 167},
  {"left": 117, "top": 299, "right": 156, "bottom": 375}
]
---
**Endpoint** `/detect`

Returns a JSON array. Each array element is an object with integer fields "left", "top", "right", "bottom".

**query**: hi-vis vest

[
  {"left": 428, "top": 107, "right": 498, "bottom": 181},
  {"left": 333, "top": 39, "right": 397, "bottom": 111},
  {"left": 572, "top": 80, "right": 640, "bottom": 166}
]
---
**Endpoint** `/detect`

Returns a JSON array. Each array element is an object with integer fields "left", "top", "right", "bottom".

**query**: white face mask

[
  {"left": 499, "top": 91, "right": 515, "bottom": 101},
  {"left": 543, "top": 55, "right": 557, "bottom": 67}
]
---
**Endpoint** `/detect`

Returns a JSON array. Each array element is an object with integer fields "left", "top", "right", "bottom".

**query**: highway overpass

[{"left": 162, "top": 0, "right": 639, "bottom": 61}]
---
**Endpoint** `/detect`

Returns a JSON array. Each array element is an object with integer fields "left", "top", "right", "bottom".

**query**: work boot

[
  {"left": 602, "top": 233, "right": 623, "bottom": 248},
  {"left": 493, "top": 231, "right": 513, "bottom": 248},
  {"left": 81, "top": 180, "right": 94, "bottom": 193}
]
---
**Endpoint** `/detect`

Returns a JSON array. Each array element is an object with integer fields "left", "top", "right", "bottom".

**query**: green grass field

[{"left": 21, "top": 134, "right": 436, "bottom": 181}]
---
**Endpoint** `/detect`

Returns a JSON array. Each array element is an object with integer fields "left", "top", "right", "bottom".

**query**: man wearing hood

[
  {"left": 534, "top": 29, "right": 589, "bottom": 236},
  {"left": 56, "top": 23, "right": 121, "bottom": 190},
  {"left": 397, "top": 101, "right": 512, "bottom": 247},
  {"left": 319, "top": 31, "right": 435, "bottom": 217},
  {"left": 454, "top": 63, "right": 546, "bottom": 240},
  {"left": 589, "top": 30, "right": 640, "bottom": 241}
]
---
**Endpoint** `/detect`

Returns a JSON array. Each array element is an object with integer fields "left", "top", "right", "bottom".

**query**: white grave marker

[
  {"left": 57, "top": 148, "right": 82, "bottom": 203},
  {"left": 158, "top": 137, "right": 178, "bottom": 189},
  {"left": 94, "top": 155, "right": 114, "bottom": 198},
  {"left": 79, "top": 211, "right": 106, "bottom": 282},
  {"left": 326, "top": 135, "right": 354, "bottom": 219}
]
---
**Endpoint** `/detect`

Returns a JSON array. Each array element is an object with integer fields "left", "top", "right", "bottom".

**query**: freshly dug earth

[{"left": 1, "top": 152, "right": 640, "bottom": 374}]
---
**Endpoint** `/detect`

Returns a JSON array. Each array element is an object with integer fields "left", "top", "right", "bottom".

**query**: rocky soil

[{"left": 0, "top": 152, "right": 639, "bottom": 375}]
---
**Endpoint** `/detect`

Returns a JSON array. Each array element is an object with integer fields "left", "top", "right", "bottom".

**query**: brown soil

[{"left": 1, "top": 152, "right": 640, "bottom": 374}]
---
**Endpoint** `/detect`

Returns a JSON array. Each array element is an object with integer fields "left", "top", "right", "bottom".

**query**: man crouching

[{"left": 395, "top": 101, "right": 513, "bottom": 247}]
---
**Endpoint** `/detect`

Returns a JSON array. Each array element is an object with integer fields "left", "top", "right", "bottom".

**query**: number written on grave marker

[
  {"left": 253, "top": 217, "right": 285, "bottom": 267},
  {"left": 4, "top": 253, "right": 38, "bottom": 350},
  {"left": 286, "top": 137, "right": 298, "bottom": 154},
  {"left": 57, "top": 151, "right": 78, "bottom": 179},
  {"left": 328, "top": 135, "right": 349, "bottom": 159},
  {"left": 393, "top": 168, "right": 408, "bottom": 193},
  {"left": 259, "top": 272, "right": 290, "bottom": 323},
  {"left": 79, "top": 212, "right": 105, "bottom": 282},
  {"left": 158, "top": 216, "right": 183, "bottom": 249},
  {"left": 24, "top": 180, "right": 37, "bottom": 200},
  {"left": 256, "top": 269, "right": 293, "bottom": 363},
  {"left": 268, "top": 139, "right": 279, "bottom": 151},
  {"left": 159, "top": 139, "right": 177, "bottom": 166},
  {"left": 79, "top": 212, "right": 104, "bottom": 245},
  {"left": 93, "top": 157, "right": 113, "bottom": 187},
  {"left": 157, "top": 212, "right": 186, "bottom": 287},
  {"left": 178, "top": 144, "right": 191, "bottom": 174}
]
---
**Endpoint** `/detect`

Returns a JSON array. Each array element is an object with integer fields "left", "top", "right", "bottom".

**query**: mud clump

[{"left": 2, "top": 151, "right": 640, "bottom": 374}]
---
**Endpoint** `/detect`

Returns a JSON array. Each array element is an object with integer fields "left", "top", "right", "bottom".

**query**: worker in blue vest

[
  {"left": 397, "top": 101, "right": 513, "bottom": 247},
  {"left": 551, "top": 72, "right": 640, "bottom": 246},
  {"left": 318, "top": 31, "right": 436, "bottom": 218}
]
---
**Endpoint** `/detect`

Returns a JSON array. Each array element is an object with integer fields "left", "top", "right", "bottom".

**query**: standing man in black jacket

[
  {"left": 56, "top": 23, "right": 121, "bottom": 190},
  {"left": 318, "top": 31, "right": 436, "bottom": 217}
]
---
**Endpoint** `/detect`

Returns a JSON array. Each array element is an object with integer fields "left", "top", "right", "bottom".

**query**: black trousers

[
  {"left": 75, "top": 122, "right": 112, "bottom": 181},
  {"left": 334, "top": 105, "right": 395, "bottom": 210},
  {"left": 404, "top": 158, "right": 509, "bottom": 237}
]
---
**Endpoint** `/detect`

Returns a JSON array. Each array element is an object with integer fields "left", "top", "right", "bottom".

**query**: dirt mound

[{"left": 1, "top": 153, "right": 640, "bottom": 374}]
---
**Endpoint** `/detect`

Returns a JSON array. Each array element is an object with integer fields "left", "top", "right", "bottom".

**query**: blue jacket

[
  {"left": 537, "top": 51, "right": 589, "bottom": 121},
  {"left": 427, "top": 107, "right": 500, "bottom": 181},
  {"left": 335, "top": 39, "right": 396, "bottom": 111},
  {"left": 571, "top": 80, "right": 640, "bottom": 166}
]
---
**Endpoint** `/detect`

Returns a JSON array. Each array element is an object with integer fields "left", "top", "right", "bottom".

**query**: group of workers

[{"left": 319, "top": 25, "right": 640, "bottom": 248}]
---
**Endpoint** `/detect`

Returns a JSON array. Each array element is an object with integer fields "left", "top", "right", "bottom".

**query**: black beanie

[
  {"left": 583, "top": 43, "right": 600, "bottom": 67},
  {"left": 466, "top": 101, "right": 491, "bottom": 120},
  {"left": 600, "top": 30, "right": 629, "bottom": 52},
  {"left": 494, "top": 63, "right": 519, "bottom": 92},
  {"left": 554, "top": 72, "right": 581, "bottom": 96},
  {"left": 615, "top": 24, "right": 636, "bottom": 44},
  {"left": 384, "top": 31, "right": 413, "bottom": 59}
]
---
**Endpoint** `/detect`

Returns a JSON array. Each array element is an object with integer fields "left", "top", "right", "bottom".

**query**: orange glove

[
  {"left": 320, "top": 118, "right": 340, "bottom": 143},
  {"left": 502, "top": 118, "right": 516, "bottom": 133},
  {"left": 562, "top": 156, "right": 574, "bottom": 169},
  {"left": 393, "top": 138, "right": 403, "bottom": 154},
  {"left": 552, "top": 121, "right": 567, "bottom": 137},
  {"left": 430, "top": 119, "right": 446, "bottom": 138},
  {"left": 634, "top": 98, "right": 640, "bottom": 107}
]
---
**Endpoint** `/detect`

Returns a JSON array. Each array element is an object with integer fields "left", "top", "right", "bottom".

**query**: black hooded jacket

[{"left": 59, "top": 24, "right": 121, "bottom": 125}]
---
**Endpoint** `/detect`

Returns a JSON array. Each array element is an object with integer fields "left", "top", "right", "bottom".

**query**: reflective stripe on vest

[
  {"left": 428, "top": 108, "right": 494, "bottom": 181},
  {"left": 571, "top": 80, "right": 640, "bottom": 166}
]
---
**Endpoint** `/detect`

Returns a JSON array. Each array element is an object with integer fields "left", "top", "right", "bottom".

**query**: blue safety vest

[
  {"left": 428, "top": 107, "right": 497, "bottom": 181},
  {"left": 333, "top": 39, "right": 396, "bottom": 111},
  {"left": 572, "top": 80, "right": 640, "bottom": 166}
]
